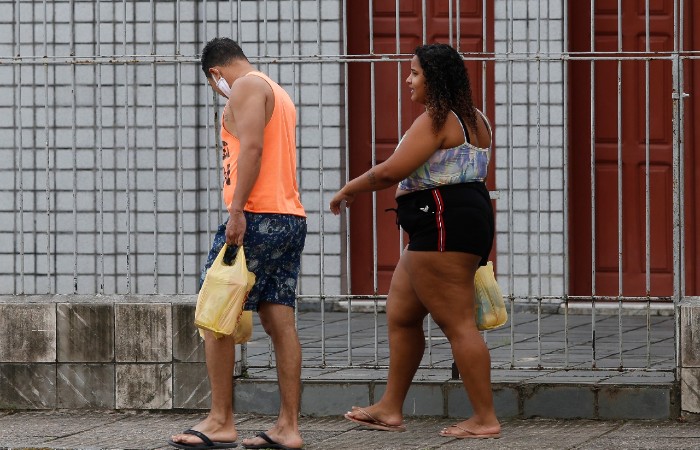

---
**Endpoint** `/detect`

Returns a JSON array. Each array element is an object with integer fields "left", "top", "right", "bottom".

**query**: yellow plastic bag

[
  {"left": 195, "top": 244, "right": 256, "bottom": 342},
  {"left": 474, "top": 261, "right": 508, "bottom": 331}
]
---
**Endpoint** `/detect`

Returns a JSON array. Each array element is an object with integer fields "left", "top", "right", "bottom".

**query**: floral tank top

[{"left": 398, "top": 109, "right": 491, "bottom": 192}]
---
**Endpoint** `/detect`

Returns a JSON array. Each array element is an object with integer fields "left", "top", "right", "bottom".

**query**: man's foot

[
  {"left": 439, "top": 418, "right": 501, "bottom": 439},
  {"left": 344, "top": 405, "right": 405, "bottom": 432},
  {"left": 241, "top": 427, "right": 303, "bottom": 450},
  {"left": 169, "top": 417, "right": 238, "bottom": 448}
]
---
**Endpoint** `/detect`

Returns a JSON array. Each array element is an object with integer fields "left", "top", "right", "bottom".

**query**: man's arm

[{"left": 225, "top": 76, "right": 268, "bottom": 245}]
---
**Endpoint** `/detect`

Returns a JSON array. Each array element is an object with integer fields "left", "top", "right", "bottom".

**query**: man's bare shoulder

[{"left": 230, "top": 73, "right": 272, "bottom": 99}]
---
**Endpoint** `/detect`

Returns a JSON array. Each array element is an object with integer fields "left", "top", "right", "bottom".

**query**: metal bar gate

[{"left": 1, "top": 0, "right": 694, "bottom": 373}]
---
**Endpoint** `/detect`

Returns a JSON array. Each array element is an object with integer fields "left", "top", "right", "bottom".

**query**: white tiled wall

[
  {"left": 0, "top": 0, "right": 344, "bottom": 296},
  {"left": 2, "top": 0, "right": 567, "bottom": 300},
  {"left": 494, "top": 0, "right": 566, "bottom": 297}
]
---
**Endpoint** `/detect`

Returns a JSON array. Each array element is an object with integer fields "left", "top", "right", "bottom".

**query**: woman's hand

[{"left": 330, "top": 188, "right": 356, "bottom": 215}]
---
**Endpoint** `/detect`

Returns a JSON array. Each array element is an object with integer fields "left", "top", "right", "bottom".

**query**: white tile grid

[
  {"left": 4, "top": 0, "right": 571, "bottom": 298},
  {"left": 493, "top": 2, "right": 566, "bottom": 297},
  {"left": 1, "top": 0, "right": 344, "bottom": 296}
]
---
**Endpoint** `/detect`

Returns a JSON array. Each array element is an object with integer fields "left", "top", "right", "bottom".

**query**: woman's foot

[
  {"left": 344, "top": 405, "right": 406, "bottom": 432},
  {"left": 439, "top": 417, "right": 501, "bottom": 439},
  {"left": 241, "top": 426, "right": 303, "bottom": 450},
  {"left": 169, "top": 416, "right": 238, "bottom": 447}
]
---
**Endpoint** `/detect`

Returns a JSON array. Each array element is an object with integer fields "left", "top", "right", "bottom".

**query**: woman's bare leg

[
  {"left": 406, "top": 251, "right": 500, "bottom": 436},
  {"left": 345, "top": 252, "right": 428, "bottom": 427}
]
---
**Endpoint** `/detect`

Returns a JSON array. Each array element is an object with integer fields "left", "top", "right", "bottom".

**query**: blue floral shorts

[{"left": 199, "top": 212, "right": 307, "bottom": 311}]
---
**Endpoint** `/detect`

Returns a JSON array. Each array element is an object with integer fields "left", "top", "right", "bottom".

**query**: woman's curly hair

[{"left": 414, "top": 43, "right": 476, "bottom": 135}]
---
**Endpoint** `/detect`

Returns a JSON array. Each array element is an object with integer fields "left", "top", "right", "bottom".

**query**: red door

[
  {"left": 347, "top": 0, "right": 495, "bottom": 294},
  {"left": 569, "top": 0, "right": 698, "bottom": 296}
]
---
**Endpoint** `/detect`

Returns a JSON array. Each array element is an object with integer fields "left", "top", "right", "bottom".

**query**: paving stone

[
  {"left": 0, "top": 304, "right": 56, "bottom": 362},
  {"left": 530, "top": 369, "right": 614, "bottom": 384},
  {"left": 30, "top": 411, "right": 204, "bottom": 449},
  {"left": 492, "top": 386, "right": 520, "bottom": 418},
  {"left": 601, "top": 371, "right": 676, "bottom": 384},
  {"left": 372, "top": 382, "right": 444, "bottom": 416},
  {"left": 523, "top": 385, "right": 595, "bottom": 419},
  {"left": 116, "top": 364, "right": 173, "bottom": 409},
  {"left": 412, "top": 369, "right": 453, "bottom": 382},
  {"left": 172, "top": 363, "right": 210, "bottom": 410},
  {"left": 0, "top": 364, "right": 56, "bottom": 409},
  {"left": 235, "top": 380, "right": 282, "bottom": 415},
  {"left": 582, "top": 437, "right": 700, "bottom": 449},
  {"left": 115, "top": 303, "right": 172, "bottom": 362},
  {"left": 308, "top": 368, "right": 387, "bottom": 381},
  {"left": 172, "top": 304, "right": 205, "bottom": 362},
  {"left": 598, "top": 386, "right": 671, "bottom": 419},
  {"left": 491, "top": 369, "right": 555, "bottom": 383},
  {"left": 57, "top": 303, "right": 114, "bottom": 362},
  {"left": 0, "top": 411, "right": 127, "bottom": 447},
  {"left": 316, "top": 426, "right": 449, "bottom": 449},
  {"left": 445, "top": 382, "right": 474, "bottom": 418},
  {"left": 301, "top": 382, "right": 370, "bottom": 416},
  {"left": 57, "top": 364, "right": 115, "bottom": 409},
  {"left": 445, "top": 383, "right": 519, "bottom": 419},
  {"left": 439, "top": 419, "right": 618, "bottom": 450},
  {"left": 4, "top": 412, "right": 700, "bottom": 449},
  {"left": 244, "top": 367, "right": 278, "bottom": 378}
]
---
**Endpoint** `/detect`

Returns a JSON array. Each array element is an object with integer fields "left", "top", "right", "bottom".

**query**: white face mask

[{"left": 215, "top": 75, "right": 231, "bottom": 98}]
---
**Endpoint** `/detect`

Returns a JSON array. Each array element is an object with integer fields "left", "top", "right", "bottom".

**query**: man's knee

[
  {"left": 258, "top": 302, "right": 296, "bottom": 337},
  {"left": 258, "top": 311, "right": 275, "bottom": 335}
]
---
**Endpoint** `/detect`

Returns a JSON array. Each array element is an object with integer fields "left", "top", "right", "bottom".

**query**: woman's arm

[{"left": 330, "top": 113, "right": 443, "bottom": 215}]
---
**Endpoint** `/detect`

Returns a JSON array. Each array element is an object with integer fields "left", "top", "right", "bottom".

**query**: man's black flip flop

[
  {"left": 168, "top": 429, "right": 238, "bottom": 449},
  {"left": 242, "top": 431, "right": 302, "bottom": 450}
]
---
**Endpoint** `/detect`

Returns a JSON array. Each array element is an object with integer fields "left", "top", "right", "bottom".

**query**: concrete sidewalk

[
  {"left": 229, "top": 310, "right": 678, "bottom": 420},
  {"left": 1, "top": 411, "right": 698, "bottom": 449}
]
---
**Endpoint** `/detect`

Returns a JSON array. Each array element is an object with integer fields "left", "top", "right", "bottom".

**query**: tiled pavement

[
  {"left": 0, "top": 306, "right": 681, "bottom": 450},
  {"left": 246, "top": 308, "right": 675, "bottom": 374},
  {"left": 1, "top": 411, "right": 699, "bottom": 449},
  {"left": 228, "top": 309, "right": 678, "bottom": 420}
]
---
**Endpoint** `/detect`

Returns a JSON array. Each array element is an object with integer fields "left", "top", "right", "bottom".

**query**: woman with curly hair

[{"left": 330, "top": 43, "right": 500, "bottom": 439}]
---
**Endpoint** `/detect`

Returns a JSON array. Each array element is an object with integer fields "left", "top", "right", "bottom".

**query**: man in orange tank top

[{"left": 169, "top": 38, "right": 306, "bottom": 450}]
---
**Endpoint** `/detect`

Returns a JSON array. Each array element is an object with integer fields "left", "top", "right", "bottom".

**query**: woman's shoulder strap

[
  {"left": 475, "top": 108, "right": 492, "bottom": 138},
  {"left": 450, "top": 110, "right": 470, "bottom": 144}
]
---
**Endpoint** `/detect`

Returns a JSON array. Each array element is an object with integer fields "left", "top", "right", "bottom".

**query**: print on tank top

[
  {"left": 222, "top": 140, "right": 230, "bottom": 161},
  {"left": 222, "top": 140, "right": 232, "bottom": 186}
]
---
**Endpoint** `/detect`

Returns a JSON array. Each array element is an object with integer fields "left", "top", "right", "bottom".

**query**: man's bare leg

[
  {"left": 241, "top": 302, "right": 303, "bottom": 449},
  {"left": 170, "top": 331, "right": 238, "bottom": 446}
]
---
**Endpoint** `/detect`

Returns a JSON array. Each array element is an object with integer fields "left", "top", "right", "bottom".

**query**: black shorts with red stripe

[{"left": 395, "top": 182, "right": 494, "bottom": 266}]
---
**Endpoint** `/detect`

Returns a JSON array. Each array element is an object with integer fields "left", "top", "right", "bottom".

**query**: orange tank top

[{"left": 220, "top": 71, "right": 306, "bottom": 217}]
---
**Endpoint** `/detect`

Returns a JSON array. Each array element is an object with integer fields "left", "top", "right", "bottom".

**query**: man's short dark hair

[{"left": 201, "top": 37, "right": 248, "bottom": 78}]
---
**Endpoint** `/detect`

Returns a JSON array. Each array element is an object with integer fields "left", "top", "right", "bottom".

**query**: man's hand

[{"left": 226, "top": 210, "right": 246, "bottom": 246}]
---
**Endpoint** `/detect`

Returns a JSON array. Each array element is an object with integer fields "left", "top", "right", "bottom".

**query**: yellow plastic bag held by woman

[
  {"left": 195, "top": 244, "right": 256, "bottom": 342},
  {"left": 474, "top": 261, "right": 508, "bottom": 330}
]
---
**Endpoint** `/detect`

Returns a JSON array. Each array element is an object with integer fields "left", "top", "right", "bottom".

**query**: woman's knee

[
  {"left": 432, "top": 312, "right": 479, "bottom": 342},
  {"left": 388, "top": 308, "right": 427, "bottom": 330}
]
